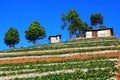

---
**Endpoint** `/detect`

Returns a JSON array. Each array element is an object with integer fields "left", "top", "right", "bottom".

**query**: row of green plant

[
  {"left": 0, "top": 57, "right": 118, "bottom": 79},
  {"left": 60, "top": 40, "right": 118, "bottom": 45},
  {"left": 14, "top": 69, "right": 117, "bottom": 80},
  {"left": 51, "top": 40, "right": 118, "bottom": 49},
  {"left": 0, "top": 56, "right": 117, "bottom": 67},
  {"left": 0, "top": 60, "right": 115, "bottom": 72},
  {"left": 0, "top": 57, "right": 117, "bottom": 72},
  {"left": 69, "top": 37, "right": 117, "bottom": 42},
  {"left": 0, "top": 60, "right": 117, "bottom": 78},
  {"left": 57, "top": 40, "right": 117, "bottom": 46},
  {"left": 1, "top": 40, "right": 120, "bottom": 53},
  {"left": 0, "top": 47, "right": 120, "bottom": 58},
  {"left": 54, "top": 37, "right": 117, "bottom": 45}
]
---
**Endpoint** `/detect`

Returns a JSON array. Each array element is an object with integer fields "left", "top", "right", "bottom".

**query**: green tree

[
  {"left": 100, "top": 25, "right": 107, "bottom": 29},
  {"left": 82, "top": 22, "right": 88, "bottom": 34},
  {"left": 87, "top": 26, "right": 93, "bottom": 30},
  {"left": 90, "top": 13, "right": 103, "bottom": 28},
  {"left": 25, "top": 21, "right": 46, "bottom": 45},
  {"left": 61, "top": 9, "right": 84, "bottom": 39},
  {"left": 4, "top": 27, "right": 19, "bottom": 48}
]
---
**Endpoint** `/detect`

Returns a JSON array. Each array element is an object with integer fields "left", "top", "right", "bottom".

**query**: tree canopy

[
  {"left": 4, "top": 27, "right": 19, "bottom": 48},
  {"left": 61, "top": 9, "right": 86, "bottom": 39},
  {"left": 80, "top": 22, "right": 88, "bottom": 34},
  {"left": 90, "top": 13, "right": 103, "bottom": 27},
  {"left": 100, "top": 25, "right": 107, "bottom": 29},
  {"left": 87, "top": 26, "right": 93, "bottom": 30},
  {"left": 25, "top": 21, "right": 46, "bottom": 45}
]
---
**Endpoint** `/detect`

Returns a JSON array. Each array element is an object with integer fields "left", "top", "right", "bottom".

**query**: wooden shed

[
  {"left": 48, "top": 35, "right": 61, "bottom": 43},
  {"left": 86, "top": 28, "right": 114, "bottom": 38}
]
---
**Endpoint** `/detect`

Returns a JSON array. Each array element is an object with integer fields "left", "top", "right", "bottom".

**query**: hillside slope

[{"left": 0, "top": 37, "right": 120, "bottom": 80}]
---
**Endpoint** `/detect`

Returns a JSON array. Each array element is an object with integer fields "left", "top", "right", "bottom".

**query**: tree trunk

[
  {"left": 9, "top": 45, "right": 14, "bottom": 49},
  {"left": 69, "top": 31, "right": 72, "bottom": 39},
  {"left": 33, "top": 40, "right": 36, "bottom": 46},
  {"left": 9, "top": 45, "right": 12, "bottom": 49}
]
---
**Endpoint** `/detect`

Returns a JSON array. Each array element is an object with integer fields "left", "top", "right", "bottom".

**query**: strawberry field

[{"left": 0, "top": 37, "right": 120, "bottom": 80}]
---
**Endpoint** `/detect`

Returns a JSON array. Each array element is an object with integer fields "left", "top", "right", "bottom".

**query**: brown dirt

[
  {"left": 0, "top": 46, "right": 120, "bottom": 57},
  {"left": 0, "top": 52, "right": 120, "bottom": 65},
  {"left": 118, "top": 39, "right": 120, "bottom": 42},
  {"left": 117, "top": 66, "right": 120, "bottom": 79},
  {"left": 116, "top": 72, "right": 120, "bottom": 80}
]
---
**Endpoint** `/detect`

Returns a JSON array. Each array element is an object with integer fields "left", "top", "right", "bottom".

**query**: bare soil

[
  {"left": 118, "top": 39, "right": 120, "bottom": 42},
  {"left": 0, "top": 46, "right": 120, "bottom": 57},
  {"left": 0, "top": 52, "right": 120, "bottom": 64}
]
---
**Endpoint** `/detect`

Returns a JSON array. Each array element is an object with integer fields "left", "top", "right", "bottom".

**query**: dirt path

[{"left": 0, "top": 51, "right": 120, "bottom": 64}]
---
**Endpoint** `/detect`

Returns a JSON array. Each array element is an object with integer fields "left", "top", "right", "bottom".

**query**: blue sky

[{"left": 0, "top": 0, "right": 120, "bottom": 50}]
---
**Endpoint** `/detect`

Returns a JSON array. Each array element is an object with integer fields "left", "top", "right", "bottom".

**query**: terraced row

[
  {"left": 0, "top": 57, "right": 118, "bottom": 80},
  {"left": 0, "top": 37, "right": 119, "bottom": 80},
  {"left": 1, "top": 37, "right": 119, "bottom": 53},
  {"left": 0, "top": 46, "right": 120, "bottom": 58}
]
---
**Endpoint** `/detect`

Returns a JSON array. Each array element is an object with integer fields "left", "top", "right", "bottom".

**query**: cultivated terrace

[{"left": 0, "top": 37, "right": 120, "bottom": 80}]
